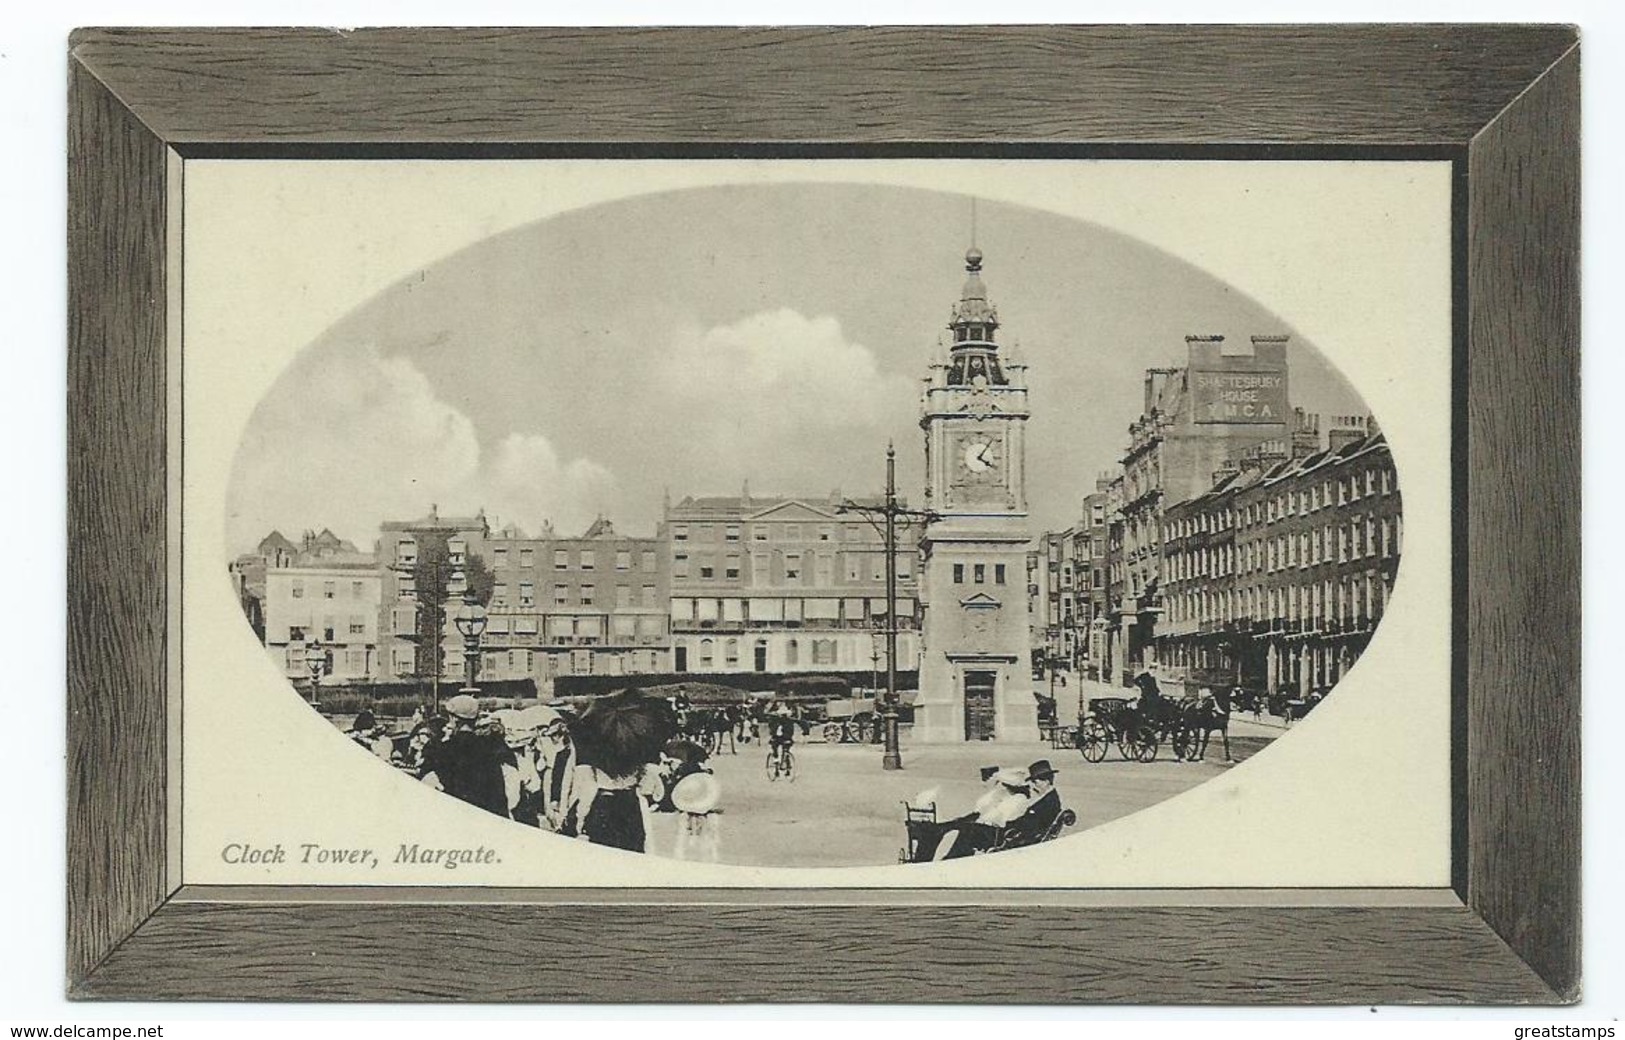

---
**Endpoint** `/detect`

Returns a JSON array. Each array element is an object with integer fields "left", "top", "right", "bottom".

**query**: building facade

[
  {"left": 259, "top": 530, "right": 381, "bottom": 687},
  {"left": 917, "top": 246, "right": 1036, "bottom": 742},
  {"left": 1155, "top": 417, "right": 1402, "bottom": 698},
  {"left": 375, "top": 509, "right": 493, "bottom": 685},
  {"left": 1106, "top": 334, "right": 1293, "bottom": 686},
  {"left": 472, "top": 517, "right": 671, "bottom": 684},
  {"left": 661, "top": 493, "right": 921, "bottom": 680}
]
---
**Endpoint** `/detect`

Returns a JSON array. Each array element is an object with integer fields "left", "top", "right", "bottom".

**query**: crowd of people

[{"left": 345, "top": 693, "right": 726, "bottom": 860}]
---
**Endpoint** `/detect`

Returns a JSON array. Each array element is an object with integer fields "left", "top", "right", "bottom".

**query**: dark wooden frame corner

[{"left": 66, "top": 25, "right": 1580, "bottom": 1003}]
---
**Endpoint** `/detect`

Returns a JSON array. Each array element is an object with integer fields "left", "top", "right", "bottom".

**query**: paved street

[{"left": 643, "top": 717, "right": 1279, "bottom": 867}]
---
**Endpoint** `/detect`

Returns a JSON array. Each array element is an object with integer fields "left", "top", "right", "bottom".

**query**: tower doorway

[{"left": 963, "top": 670, "right": 997, "bottom": 741}]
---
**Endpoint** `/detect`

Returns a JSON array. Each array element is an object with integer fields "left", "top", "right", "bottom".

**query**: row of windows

[
  {"left": 670, "top": 522, "right": 911, "bottom": 544},
  {"left": 1163, "top": 513, "right": 1402, "bottom": 585},
  {"left": 1166, "top": 570, "right": 1393, "bottom": 629},
  {"left": 673, "top": 551, "right": 914, "bottom": 584},
  {"left": 952, "top": 562, "right": 1008, "bottom": 586},
  {"left": 669, "top": 597, "right": 917, "bottom": 626},
  {"left": 490, "top": 582, "right": 660, "bottom": 609},
  {"left": 283, "top": 619, "right": 369, "bottom": 643},
  {"left": 283, "top": 646, "right": 373, "bottom": 674},
  {"left": 287, "top": 579, "right": 369, "bottom": 600},
  {"left": 1234, "top": 466, "right": 1396, "bottom": 530}
]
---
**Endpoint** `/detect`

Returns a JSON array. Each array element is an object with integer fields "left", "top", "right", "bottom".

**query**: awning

[{"left": 750, "top": 598, "right": 784, "bottom": 621}]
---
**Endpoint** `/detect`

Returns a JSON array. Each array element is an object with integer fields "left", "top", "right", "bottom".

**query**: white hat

[
  {"left": 444, "top": 694, "right": 480, "bottom": 720},
  {"left": 670, "top": 771, "right": 721, "bottom": 815},
  {"left": 993, "top": 767, "right": 1030, "bottom": 789}
]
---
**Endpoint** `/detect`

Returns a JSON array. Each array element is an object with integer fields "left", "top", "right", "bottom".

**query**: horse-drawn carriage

[{"left": 1073, "top": 695, "right": 1201, "bottom": 764}]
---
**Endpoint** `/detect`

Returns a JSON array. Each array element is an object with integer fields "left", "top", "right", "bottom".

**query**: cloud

[
  {"left": 651, "top": 309, "right": 918, "bottom": 492},
  {"left": 227, "top": 342, "right": 617, "bottom": 553}
]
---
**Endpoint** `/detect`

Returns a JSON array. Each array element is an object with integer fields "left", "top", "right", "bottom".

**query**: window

[
  {"left": 724, "top": 638, "right": 740, "bottom": 667},
  {"left": 520, "top": 548, "right": 534, "bottom": 568},
  {"left": 974, "top": 563, "right": 986, "bottom": 584},
  {"left": 784, "top": 524, "right": 800, "bottom": 540},
  {"left": 699, "top": 559, "right": 715, "bottom": 580},
  {"left": 642, "top": 584, "right": 656, "bottom": 606},
  {"left": 726, "top": 525, "right": 741, "bottom": 542},
  {"left": 288, "top": 625, "right": 307, "bottom": 642},
  {"left": 291, "top": 580, "right": 304, "bottom": 599},
  {"left": 753, "top": 526, "right": 769, "bottom": 542},
  {"left": 351, "top": 581, "right": 364, "bottom": 598},
  {"left": 726, "top": 555, "right": 741, "bottom": 580},
  {"left": 519, "top": 582, "right": 535, "bottom": 606},
  {"left": 784, "top": 554, "right": 802, "bottom": 582},
  {"left": 580, "top": 550, "right": 595, "bottom": 571},
  {"left": 616, "top": 550, "right": 631, "bottom": 571},
  {"left": 553, "top": 584, "right": 569, "bottom": 606},
  {"left": 674, "top": 553, "right": 690, "bottom": 578},
  {"left": 493, "top": 583, "right": 509, "bottom": 604},
  {"left": 699, "top": 639, "right": 714, "bottom": 669},
  {"left": 349, "top": 618, "right": 365, "bottom": 635},
  {"left": 580, "top": 584, "right": 595, "bottom": 605},
  {"left": 448, "top": 540, "right": 466, "bottom": 564},
  {"left": 819, "top": 526, "right": 833, "bottom": 542},
  {"left": 953, "top": 563, "right": 965, "bottom": 584},
  {"left": 673, "top": 525, "right": 689, "bottom": 541},
  {"left": 846, "top": 555, "right": 862, "bottom": 581},
  {"left": 554, "top": 549, "right": 569, "bottom": 570},
  {"left": 616, "top": 585, "right": 632, "bottom": 608},
  {"left": 785, "top": 639, "right": 799, "bottom": 666},
  {"left": 493, "top": 547, "right": 508, "bottom": 567},
  {"left": 812, "top": 639, "right": 837, "bottom": 665},
  {"left": 898, "top": 556, "right": 913, "bottom": 581},
  {"left": 396, "top": 539, "right": 417, "bottom": 565},
  {"left": 641, "top": 550, "right": 657, "bottom": 571}
]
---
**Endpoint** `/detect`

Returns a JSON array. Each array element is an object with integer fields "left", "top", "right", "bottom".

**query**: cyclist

[{"left": 766, "top": 702, "right": 798, "bottom": 774}]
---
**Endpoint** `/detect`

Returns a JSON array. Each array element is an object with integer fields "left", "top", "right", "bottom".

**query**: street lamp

[
  {"left": 452, "top": 577, "right": 488, "bottom": 695},
  {"left": 304, "top": 638, "right": 326, "bottom": 706}
]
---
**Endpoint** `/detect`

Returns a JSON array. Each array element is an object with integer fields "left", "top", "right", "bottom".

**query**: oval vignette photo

[{"left": 219, "top": 174, "right": 1406, "bottom": 870}]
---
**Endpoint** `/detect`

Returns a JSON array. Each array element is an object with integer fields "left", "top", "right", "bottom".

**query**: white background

[{"left": 4, "top": 0, "right": 1619, "bottom": 1033}]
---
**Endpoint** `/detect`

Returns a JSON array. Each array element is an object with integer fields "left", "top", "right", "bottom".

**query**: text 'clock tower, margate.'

[{"left": 916, "top": 246, "right": 1037, "bottom": 742}]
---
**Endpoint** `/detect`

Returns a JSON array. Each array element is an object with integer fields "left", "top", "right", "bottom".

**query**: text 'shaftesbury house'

[{"left": 915, "top": 247, "right": 1037, "bottom": 742}]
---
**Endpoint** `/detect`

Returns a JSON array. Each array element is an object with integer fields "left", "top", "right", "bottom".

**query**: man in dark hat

[{"left": 1001, "top": 759, "right": 1064, "bottom": 847}]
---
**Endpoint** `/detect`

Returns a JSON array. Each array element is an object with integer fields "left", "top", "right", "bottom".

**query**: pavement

[{"left": 642, "top": 718, "right": 1279, "bottom": 867}]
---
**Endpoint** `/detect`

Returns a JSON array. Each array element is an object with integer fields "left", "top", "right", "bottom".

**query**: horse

[
  {"left": 1179, "top": 688, "right": 1233, "bottom": 762},
  {"left": 679, "top": 707, "right": 737, "bottom": 756}
]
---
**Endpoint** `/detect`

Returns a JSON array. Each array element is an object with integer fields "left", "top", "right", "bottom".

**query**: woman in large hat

[{"left": 560, "top": 689, "right": 679, "bottom": 853}]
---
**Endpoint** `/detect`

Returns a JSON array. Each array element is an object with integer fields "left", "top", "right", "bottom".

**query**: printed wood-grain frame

[{"left": 65, "top": 25, "right": 1580, "bottom": 1003}]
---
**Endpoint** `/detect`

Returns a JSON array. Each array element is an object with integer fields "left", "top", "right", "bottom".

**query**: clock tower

[{"left": 916, "top": 246, "right": 1037, "bottom": 743}]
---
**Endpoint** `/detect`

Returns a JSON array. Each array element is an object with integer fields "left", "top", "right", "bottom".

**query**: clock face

[{"left": 961, "top": 437, "right": 1001, "bottom": 474}]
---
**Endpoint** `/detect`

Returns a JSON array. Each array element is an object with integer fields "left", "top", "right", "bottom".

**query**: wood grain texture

[
  {"left": 64, "top": 26, "right": 1582, "bottom": 1004},
  {"left": 1466, "top": 47, "right": 1582, "bottom": 999},
  {"left": 77, "top": 900, "right": 1553, "bottom": 1004},
  {"left": 68, "top": 25, "right": 1577, "bottom": 146},
  {"left": 66, "top": 62, "right": 172, "bottom": 984}
]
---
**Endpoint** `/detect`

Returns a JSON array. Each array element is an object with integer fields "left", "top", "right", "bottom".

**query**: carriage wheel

[
  {"left": 822, "top": 722, "right": 842, "bottom": 744},
  {"left": 1129, "top": 723, "right": 1159, "bottom": 763},
  {"left": 1172, "top": 726, "right": 1197, "bottom": 762},
  {"left": 1078, "top": 719, "right": 1108, "bottom": 763}
]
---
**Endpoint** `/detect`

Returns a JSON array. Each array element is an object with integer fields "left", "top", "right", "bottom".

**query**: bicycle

[{"left": 765, "top": 741, "right": 797, "bottom": 782}]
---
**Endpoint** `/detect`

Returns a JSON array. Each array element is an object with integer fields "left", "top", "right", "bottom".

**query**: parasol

[{"left": 568, "top": 688, "right": 679, "bottom": 779}]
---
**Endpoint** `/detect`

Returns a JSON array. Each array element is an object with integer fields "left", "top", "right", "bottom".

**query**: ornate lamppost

[
  {"left": 304, "top": 638, "right": 326, "bottom": 707},
  {"left": 452, "top": 577, "right": 488, "bottom": 695}
]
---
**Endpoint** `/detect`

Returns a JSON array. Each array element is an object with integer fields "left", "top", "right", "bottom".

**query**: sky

[{"left": 227, "top": 180, "right": 1366, "bottom": 554}]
